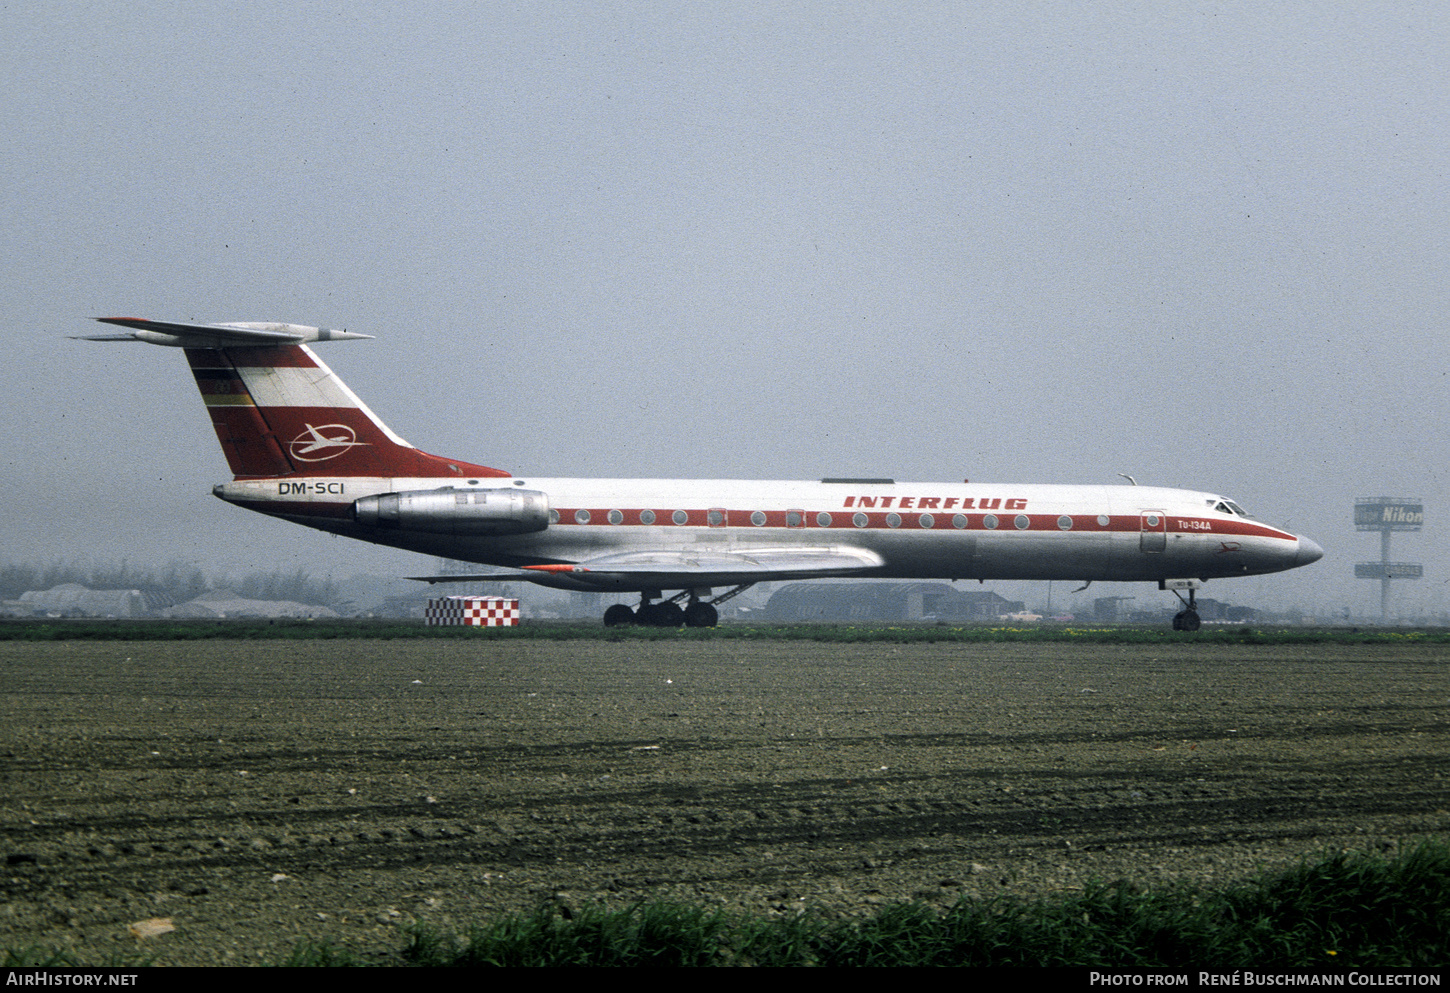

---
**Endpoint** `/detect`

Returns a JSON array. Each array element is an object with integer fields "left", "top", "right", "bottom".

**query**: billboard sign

[
  {"left": 1354, "top": 500, "right": 1423, "bottom": 530},
  {"left": 1355, "top": 562, "right": 1423, "bottom": 579}
]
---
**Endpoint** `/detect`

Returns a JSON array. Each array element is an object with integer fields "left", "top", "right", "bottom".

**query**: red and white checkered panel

[{"left": 426, "top": 596, "right": 520, "bottom": 627}]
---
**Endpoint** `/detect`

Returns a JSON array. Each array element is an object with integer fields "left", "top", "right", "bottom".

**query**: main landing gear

[{"left": 602, "top": 585, "right": 755, "bottom": 628}]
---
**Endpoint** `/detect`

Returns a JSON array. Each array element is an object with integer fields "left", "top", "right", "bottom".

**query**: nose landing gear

[{"left": 1163, "top": 579, "right": 1202, "bottom": 632}]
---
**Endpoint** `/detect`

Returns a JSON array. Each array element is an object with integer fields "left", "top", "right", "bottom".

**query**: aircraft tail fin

[{"left": 90, "top": 318, "right": 510, "bottom": 481}]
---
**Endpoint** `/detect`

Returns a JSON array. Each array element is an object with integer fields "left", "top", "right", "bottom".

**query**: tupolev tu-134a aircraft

[{"left": 82, "top": 317, "right": 1323, "bottom": 630}]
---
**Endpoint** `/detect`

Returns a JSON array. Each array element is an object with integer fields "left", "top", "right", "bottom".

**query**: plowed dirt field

[{"left": 2, "top": 638, "right": 1446, "bottom": 965}]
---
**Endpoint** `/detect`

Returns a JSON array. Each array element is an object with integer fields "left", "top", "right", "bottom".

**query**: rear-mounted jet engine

[{"left": 354, "top": 488, "right": 550, "bottom": 535}]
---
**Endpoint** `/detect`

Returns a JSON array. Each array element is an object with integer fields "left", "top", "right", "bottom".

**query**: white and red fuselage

[
  {"left": 85, "top": 318, "right": 1324, "bottom": 609},
  {"left": 218, "top": 474, "right": 1322, "bottom": 592}
]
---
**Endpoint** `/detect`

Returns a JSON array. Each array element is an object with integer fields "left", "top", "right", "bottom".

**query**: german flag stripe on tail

[{"left": 183, "top": 345, "right": 509, "bottom": 480}]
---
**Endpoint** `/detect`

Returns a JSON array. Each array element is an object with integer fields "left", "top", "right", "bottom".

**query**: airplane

[{"left": 81, "top": 317, "right": 1324, "bottom": 631}]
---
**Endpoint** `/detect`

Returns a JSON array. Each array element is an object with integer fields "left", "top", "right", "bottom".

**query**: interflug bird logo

[{"left": 288, "top": 423, "right": 370, "bottom": 462}]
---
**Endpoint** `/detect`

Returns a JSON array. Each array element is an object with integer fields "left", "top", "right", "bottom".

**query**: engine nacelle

[{"left": 353, "top": 488, "right": 550, "bottom": 535}]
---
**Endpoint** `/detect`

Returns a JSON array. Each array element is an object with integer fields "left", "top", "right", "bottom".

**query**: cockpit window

[{"left": 1210, "top": 499, "right": 1253, "bottom": 518}]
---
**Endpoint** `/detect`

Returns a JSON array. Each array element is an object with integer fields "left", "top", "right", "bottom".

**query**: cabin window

[
  {"left": 575, "top": 509, "right": 591, "bottom": 524},
  {"left": 1015, "top": 514, "right": 1030, "bottom": 530},
  {"left": 886, "top": 513, "right": 902, "bottom": 528},
  {"left": 983, "top": 514, "right": 999, "bottom": 530},
  {"left": 786, "top": 510, "right": 804, "bottom": 528},
  {"left": 918, "top": 514, "right": 934, "bottom": 528},
  {"left": 607, "top": 509, "right": 623, "bottom": 525},
  {"left": 640, "top": 510, "right": 656, "bottom": 525},
  {"left": 708, "top": 509, "right": 726, "bottom": 527},
  {"left": 672, "top": 510, "right": 688, "bottom": 525},
  {"left": 549, "top": 510, "right": 560, "bottom": 524},
  {"left": 853, "top": 512, "right": 869, "bottom": 528},
  {"left": 1097, "top": 514, "right": 1110, "bottom": 527},
  {"left": 952, "top": 514, "right": 967, "bottom": 529},
  {"left": 1058, "top": 515, "right": 1073, "bottom": 530},
  {"left": 817, "top": 512, "right": 832, "bottom": 527},
  {"left": 751, "top": 511, "right": 767, "bottom": 527}
]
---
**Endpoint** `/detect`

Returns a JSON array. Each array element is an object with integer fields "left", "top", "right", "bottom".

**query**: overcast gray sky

[{"left": 3, "top": 2, "right": 1445, "bottom": 617}]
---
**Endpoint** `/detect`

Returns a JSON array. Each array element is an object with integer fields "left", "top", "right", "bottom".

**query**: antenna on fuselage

[{"left": 1119, "top": 474, "right": 1137, "bottom": 486}]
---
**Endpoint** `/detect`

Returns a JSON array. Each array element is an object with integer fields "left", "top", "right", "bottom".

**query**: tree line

[{"left": 0, "top": 562, "right": 340, "bottom": 607}]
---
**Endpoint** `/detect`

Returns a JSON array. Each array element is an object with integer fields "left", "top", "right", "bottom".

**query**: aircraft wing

[
  {"left": 531, "top": 545, "right": 885, "bottom": 589},
  {"left": 410, "top": 545, "right": 886, "bottom": 590},
  {"left": 73, "top": 317, "right": 372, "bottom": 347},
  {"left": 572, "top": 545, "right": 882, "bottom": 575}
]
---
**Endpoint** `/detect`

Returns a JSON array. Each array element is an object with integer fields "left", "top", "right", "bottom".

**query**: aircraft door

[{"left": 1139, "top": 511, "right": 1167, "bottom": 553}]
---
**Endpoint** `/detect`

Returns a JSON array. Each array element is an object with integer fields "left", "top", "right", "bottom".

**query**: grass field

[
  {"left": 7, "top": 842, "right": 1446, "bottom": 967},
  {"left": 2, "top": 635, "right": 1444, "bottom": 966},
  {"left": 365, "top": 840, "right": 1450, "bottom": 968},
  {"left": 3, "top": 617, "right": 1448, "bottom": 645}
]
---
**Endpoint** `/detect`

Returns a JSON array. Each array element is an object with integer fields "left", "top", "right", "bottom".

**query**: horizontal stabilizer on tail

[
  {"left": 78, "top": 316, "right": 509, "bottom": 480},
  {"left": 77, "top": 317, "right": 373, "bottom": 348}
]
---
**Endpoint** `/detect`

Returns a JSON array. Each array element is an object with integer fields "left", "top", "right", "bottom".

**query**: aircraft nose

[{"left": 1294, "top": 537, "right": 1324, "bottom": 568}]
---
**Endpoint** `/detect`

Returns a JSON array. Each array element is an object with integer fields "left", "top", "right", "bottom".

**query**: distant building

[
  {"left": 370, "top": 593, "right": 432, "bottom": 619},
  {"left": 13, "top": 583, "right": 154, "bottom": 618},
  {"left": 1195, "top": 598, "right": 1257, "bottom": 623},
  {"left": 1093, "top": 596, "right": 1136, "bottom": 623},
  {"left": 763, "top": 582, "right": 1023, "bottom": 623},
  {"left": 1122, "top": 597, "right": 1256, "bottom": 625},
  {"left": 162, "top": 591, "right": 339, "bottom": 619}
]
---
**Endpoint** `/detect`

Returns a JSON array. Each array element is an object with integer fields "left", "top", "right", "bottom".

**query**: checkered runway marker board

[{"left": 425, "top": 596, "right": 520, "bottom": 627}]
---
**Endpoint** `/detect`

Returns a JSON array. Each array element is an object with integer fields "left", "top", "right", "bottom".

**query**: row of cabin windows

[{"left": 556, "top": 510, "right": 1112, "bottom": 531}]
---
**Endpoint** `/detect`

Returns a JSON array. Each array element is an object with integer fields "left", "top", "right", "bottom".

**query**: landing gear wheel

[
  {"left": 1173, "top": 609, "right": 1201, "bottom": 631},
  {"left": 603, "top": 604, "right": 635, "bottom": 627},
  {"left": 639, "top": 602, "right": 685, "bottom": 627},
  {"left": 684, "top": 602, "right": 719, "bottom": 628},
  {"left": 654, "top": 602, "right": 686, "bottom": 627},
  {"left": 1169, "top": 584, "right": 1203, "bottom": 632}
]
